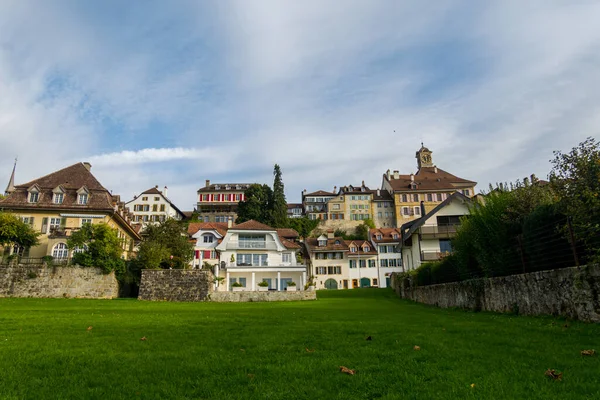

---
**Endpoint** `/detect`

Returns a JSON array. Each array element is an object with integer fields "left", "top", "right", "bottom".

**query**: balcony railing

[
  {"left": 226, "top": 263, "right": 306, "bottom": 269},
  {"left": 420, "top": 251, "right": 452, "bottom": 261},
  {"left": 418, "top": 224, "right": 460, "bottom": 239},
  {"left": 225, "top": 241, "right": 278, "bottom": 250}
]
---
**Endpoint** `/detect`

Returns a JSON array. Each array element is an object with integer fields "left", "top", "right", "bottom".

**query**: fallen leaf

[
  {"left": 544, "top": 369, "right": 563, "bottom": 381},
  {"left": 140, "top": 337, "right": 147, "bottom": 341},
  {"left": 306, "top": 348, "right": 315, "bottom": 353},
  {"left": 470, "top": 384, "right": 475, "bottom": 388},
  {"left": 581, "top": 349, "right": 596, "bottom": 356},
  {"left": 366, "top": 336, "right": 372, "bottom": 341},
  {"left": 414, "top": 345, "right": 421, "bottom": 351},
  {"left": 247, "top": 374, "right": 255, "bottom": 379},
  {"left": 240, "top": 349, "right": 245, "bottom": 352},
  {"left": 339, "top": 366, "right": 355, "bottom": 375},
  {"left": 86, "top": 326, "right": 93, "bottom": 331}
]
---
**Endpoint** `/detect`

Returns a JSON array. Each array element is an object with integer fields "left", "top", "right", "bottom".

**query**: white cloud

[{"left": 86, "top": 147, "right": 215, "bottom": 167}]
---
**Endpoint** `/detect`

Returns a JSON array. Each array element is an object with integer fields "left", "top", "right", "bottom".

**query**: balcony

[
  {"left": 225, "top": 263, "right": 306, "bottom": 269},
  {"left": 420, "top": 251, "right": 452, "bottom": 261},
  {"left": 225, "top": 241, "right": 278, "bottom": 250},
  {"left": 418, "top": 224, "right": 460, "bottom": 239}
]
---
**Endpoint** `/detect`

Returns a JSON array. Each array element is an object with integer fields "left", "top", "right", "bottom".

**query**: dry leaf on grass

[
  {"left": 414, "top": 345, "right": 421, "bottom": 351},
  {"left": 140, "top": 337, "right": 147, "bottom": 341},
  {"left": 470, "top": 384, "right": 475, "bottom": 388},
  {"left": 86, "top": 326, "right": 93, "bottom": 331},
  {"left": 306, "top": 348, "right": 315, "bottom": 353},
  {"left": 247, "top": 374, "right": 255, "bottom": 379},
  {"left": 366, "top": 336, "right": 372, "bottom": 341},
  {"left": 581, "top": 349, "right": 596, "bottom": 356},
  {"left": 544, "top": 369, "right": 563, "bottom": 381},
  {"left": 240, "top": 349, "right": 245, "bottom": 352},
  {"left": 339, "top": 366, "right": 356, "bottom": 375}
]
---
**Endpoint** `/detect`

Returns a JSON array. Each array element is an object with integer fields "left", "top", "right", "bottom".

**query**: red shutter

[
  {"left": 203, "top": 250, "right": 211, "bottom": 259},
  {"left": 195, "top": 251, "right": 200, "bottom": 259}
]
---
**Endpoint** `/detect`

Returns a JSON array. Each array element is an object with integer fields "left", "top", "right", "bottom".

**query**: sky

[{"left": 1, "top": 0, "right": 599, "bottom": 210}]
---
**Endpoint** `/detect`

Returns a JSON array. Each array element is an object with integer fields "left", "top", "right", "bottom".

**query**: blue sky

[{"left": 1, "top": 1, "right": 599, "bottom": 210}]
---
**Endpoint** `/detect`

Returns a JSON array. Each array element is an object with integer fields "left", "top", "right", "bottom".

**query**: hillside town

[{"left": 0, "top": 144, "right": 477, "bottom": 291}]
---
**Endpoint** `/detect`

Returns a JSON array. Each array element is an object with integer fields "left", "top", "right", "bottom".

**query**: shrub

[
  {"left": 41, "top": 255, "right": 54, "bottom": 266},
  {"left": 258, "top": 280, "right": 269, "bottom": 287},
  {"left": 286, "top": 281, "right": 296, "bottom": 287},
  {"left": 27, "top": 271, "right": 37, "bottom": 279},
  {"left": 232, "top": 282, "right": 243, "bottom": 287}
]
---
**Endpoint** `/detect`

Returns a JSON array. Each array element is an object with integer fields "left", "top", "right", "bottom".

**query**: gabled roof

[
  {"left": 303, "top": 190, "right": 336, "bottom": 197},
  {"left": 198, "top": 183, "right": 253, "bottom": 193},
  {"left": 400, "top": 192, "right": 472, "bottom": 241},
  {"left": 187, "top": 222, "right": 229, "bottom": 237},
  {"left": 280, "top": 237, "right": 301, "bottom": 250},
  {"left": 372, "top": 190, "right": 393, "bottom": 201},
  {"left": 305, "top": 237, "right": 349, "bottom": 252},
  {"left": 232, "top": 220, "right": 275, "bottom": 231},
  {"left": 370, "top": 228, "right": 402, "bottom": 243},
  {"left": 287, "top": 203, "right": 303, "bottom": 209},
  {"left": 345, "top": 240, "right": 378, "bottom": 255},
  {"left": 18, "top": 163, "right": 106, "bottom": 191},
  {"left": 276, "top": 228, "right": 299, "bottom": 239},
  {"left": 127, "top": 187, "right": 186, "bottom": 219},
  {"left": 141, "top": 187, "right": 162, "bottom": 195},
  {"left": 386, "top": 167, "right": 476, "bottom": 192}
]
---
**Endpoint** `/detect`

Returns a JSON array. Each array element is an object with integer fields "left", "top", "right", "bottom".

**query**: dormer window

[
  {"left": 350, "top": 246, "right": 356, "bottom": 253},
  {"left": 29, "top": 192, "right": 39, "bottom": 203},
  {"left": 53, "top": 193, "right": 64, "bottom": 204},
  {"left": 318, "top": 240, "right": 327, "bottom": 247},
  {"left": 376, "top": 234, "right": 382, "bottom": 240},
  {"left": 334, "top": 240, "right": 340, "bottom": 245},
  {"left": 410, "top": 182, "right": 417, "bottom": 189},
  {"left": 392, "top": 233, "right": 398, "bottom": 239},
  {"left": 236, "top": 185, "right": 241, "bottom": 190},
  {"left": 364, "top": 246, "right": 370, "bottom": 252},
  {"left": 215, "top": 185, "right": 221, "bottom": 190},
  {"left": 78, "top": 193, "right": 88, "bottom": 205},
  {"left": 225, "top": 185, "right": 230, "bottom": 190}
]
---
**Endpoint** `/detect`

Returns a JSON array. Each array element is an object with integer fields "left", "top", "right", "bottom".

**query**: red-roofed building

[{"left": 196, "top": 180, "right": 254, "bottom": 223}]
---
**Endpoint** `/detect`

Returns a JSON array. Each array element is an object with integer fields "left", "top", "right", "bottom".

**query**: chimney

[
  {"left": 83, "top": 162, "right": 91, "bottom": 171},
  {"left": 333, "top": 186, "right": 337, "bottom": 193},
  {"left": 163, "top": 186, "right": 168, "bottom": 197},
  {"left": 410, "top": 173, "right": 415, "bottom": 182},
  {"left": 155, "top": 185, "right": 158, "bottom": 188},
  {"left": 386, "top": 169, "right": 391, "bottom": 179},
  {"left": 393, "top": 170, "right": 399, "bottom": 179},
  {"left": 205, "top": 179, "right": 210, "bottom": 188},
  {"left": 302, "top": 189, "right": 307, "bottom": 195},
  {"left": 434, "top": 166, "right": 438, "bottom": 173},
  {"left": 327, "top": 229, "right": 334, "bottom": 239},
  {"left": 377, "top": 189, "right": 381, "bottom": 196},
  {"left": 227, "top": 216, "right": 233, "bottom": 228}
]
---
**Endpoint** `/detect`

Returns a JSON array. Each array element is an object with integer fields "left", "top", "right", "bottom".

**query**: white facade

[
  {"left": 214, "top": 223, "right": 307, "bottom": 292},
  {"left": 191, "top": 227, "right": 223, "bottom": 268},
  {"left": 126, "top": 186, "right": 184, "bottom": 226},
  {"left": 370, "top": 228, "right": 405, "bottom": 288}
]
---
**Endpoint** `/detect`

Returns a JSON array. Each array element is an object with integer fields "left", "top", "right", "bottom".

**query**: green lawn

[{"left": 0, "top": 290, "right": 598, "bottom": 400}]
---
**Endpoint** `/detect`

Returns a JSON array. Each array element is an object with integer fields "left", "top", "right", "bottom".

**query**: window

[
  {"left": 379, "top": 246, "right": 387, "bottom": 254},
  {"left": 318, "top": 240, "right": 327, "bottom": 246},
  {"left": 29, "top": 192, "right": 39, "bottom": 203},
  {"left": 327, "top": 253, "right": 333, "bottom": 259},
  {"left": 81, "top": 218, "right": 92, "bottom": 226},
  {"left": 73, "top": 244, "right": 88, "bottom": 254},
  {"left": 462, "top": 189, "right": 471, "bottom": 196},
  {"left": 53, "top": 193, "right": 63, "bottom": 204},
  {"left": 316, "top": 267, "right": 327, "bottom": 275},
  {"left": 377, "top": 203, "right": 382, "bottom": 208},
  {"left": 401, "top": 194, "right": 407, "bottom": 202},
  {"left": 327, "top": 266, "right": 341, "bottom": 274},
  {"left": 203, "top": 235, "right": 214, "bottom": 243},
  {"left": 359, "top": 260, "right": 366, "bottom": 268},
  {"left": 378, "top": 212, "right": 382, "bottom": 218},
  {"left": 427, "top": 193, "right": 433, "bottom": 202},
  {"left": 282, "top": 253, "right": 291, "bottom": 263},
  {"left": 49, "top": 217, "right": 61, "bottom": 231},
  {"left": 52, "top": 243, "right": 69, "bottom": 259},
  {"left": 373, "top": 279, "right": 378, "bottom": 286},
  {"left": 436, "top": 193, "right": 442, "bottom": 201},
  {"left": 440, "top": 239, "right": 453, "bottom": 253},
  {"left": 350, "top": 246, "right": 356, "bottom": 253},
  {"left": 368, "top": 260, "right": 376, "bottom": 268},
  {"left": 333, "top": 204, "right": 340, "bottom": 210},
  {"left": 142, "top": 197, "right": 148, "bottom": 201},
  {"left": 413, "top": 194, "right": 419, "bottom": 202},
  {"left": 235, "top": 194, "right": 241, "bottom": 201},
  {"left": 380, "top": 259, "right": 388, "bottom": 267},
  {"left": 154, "top": 197, "right": 160, "bottom": 201},
  {"left": 414, "top": 207, "right": 421, "bottom": 216},
  {"left": 237, "top": 253, "right": 267, "bottom": 266},
  {"left": 239, "top": 277, "right": 247, "bottom": 287},
  {"left": 78, "top": 194, "right": 88, "bottom": 205},
  {"left": 160, "top": 204, "right": 165, "bottom": 212},
  {"left": 152, "top": 204, "right": 158, "bottom": 212},
  {"left": 20, "top": 216, "right": 33, "bottom": 225},
  {"left": 349, "top": 260, "right": 357, "bottom": 268},
  {"left": 143, "top": 215, "right": 149, "bottom": 222},
  {"left": 392, "top": 233, "right": 398, "bottom": 239},
  {"left": 364, "top": 246, "right": 370, "bottom": 252},
  {"left": 389, "top": 259, "right": 397, "bottom": 267},
  {"left": 402, "top": 207, "right": 410, "bottom": 216},
  {"left": 376, "top": 234, "right": 382, "bottom": 240}
]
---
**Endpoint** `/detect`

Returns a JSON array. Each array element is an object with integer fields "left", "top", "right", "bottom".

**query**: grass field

[{"left": 0, "top": 289, "right": 598, "bottom": 400}]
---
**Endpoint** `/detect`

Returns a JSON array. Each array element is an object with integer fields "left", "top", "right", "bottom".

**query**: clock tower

[{"left": 416, "top": 144, "right": 433, "bottom": 169}]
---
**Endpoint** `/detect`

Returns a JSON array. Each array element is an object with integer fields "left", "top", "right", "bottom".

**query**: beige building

[
  {"left": 382, "top": 145, "right": 476, "bottom": 227},
  {"left": 369, "top": 228, "right": 404, "bottom": 287},
  {"left": 196, "top": 180, "right": 254, "bottom": 223},
  {"left": 126, "top": 186, "right": 185, "bottom": 226},
  {"left": 0, "top": 162, "right": 141, "bottom": 261}
]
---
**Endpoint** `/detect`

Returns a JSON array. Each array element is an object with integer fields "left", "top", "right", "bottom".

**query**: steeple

[
  {"left": 416, "top": 144, "right": 433, "bottom": 169},
  {"left": 4, "top": 158, "right": 16, "bottom": 196}
]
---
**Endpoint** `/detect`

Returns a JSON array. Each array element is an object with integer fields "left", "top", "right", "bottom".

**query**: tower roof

[{"left": 4, "top": 158, "right": 16, "bottom": 195}]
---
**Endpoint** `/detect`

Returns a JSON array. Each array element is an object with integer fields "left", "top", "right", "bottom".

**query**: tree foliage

[
  {"left": 287, "top": 217, "right": 319, "bottom": 238},
  {"left": 135, "top": 219, "right": 194, "bottom": 270},
  {"left": 334, "top": 219, "right": 375, "bottom": 241},
  {"left": 271, "top": 164, "right": 288, "bottom": 228},
  {"left": 67, "top": 223, "right": 126, "bottom": 274},
  {"left": 0, "top": 212, "right": 40, "bottom": 249},
  {"left": 236, "top": 184, "right": 273, "bottom": 224}
]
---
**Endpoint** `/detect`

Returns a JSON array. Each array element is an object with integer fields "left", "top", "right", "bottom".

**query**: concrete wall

[
  {"left": 138, "top": 269, "right": 214, "bottom": 301},
  {"left": 0, "top": 265, "right": 118, "bottom": 299},
  {"left": 392, "top": 265, "right": 600, "bottom": 322},
  {"left": 208, "top": 290, "right": 316, "bottom": 302}
]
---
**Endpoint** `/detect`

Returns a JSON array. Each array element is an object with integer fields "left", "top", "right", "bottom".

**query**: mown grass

[{"left": 0, "top": 289, "right": 598, "bottom": 399}]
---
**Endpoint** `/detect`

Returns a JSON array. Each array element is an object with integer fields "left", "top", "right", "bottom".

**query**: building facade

[
  {"left": 287, "top": 203, "right": 304, "bottom": 219},
  {"left": 302, "top": 190, "right": 336, "bottom": 221},
  {"left": 369, "top": 228, "right": 404, "bottom": 287},
  {"left": 196, "top": 180, "right": 253, "bottom": 223},
  {"left": 126, "top": 186, "right": 185, "bottom": 226},
  {"left": 188, "top": 221, "right": 229, "bottom": 269},
  {"left": 0, "top": 162, "right": 141, "bottom": 260},
  {"left": 382, "top": 145, "right": 476, "bottom": 227}
]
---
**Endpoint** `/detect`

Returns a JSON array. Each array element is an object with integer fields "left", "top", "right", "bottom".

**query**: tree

[
  {"left": 550, "top": 137, "right": 600, "bottom": 261},
  {"left": 271, "top": 164, "right": 288, "bottom": 228},
  {"left": 287, "top": 217, "right": 319, "bottom": 238},
  {"left": 236, "top": 184, "right": 273, "bottom": 224},
  {"left": 0, "top": 211, "right": 40, "bottom": 251},
  {"left": 136, "top": 219, "right": 194, "bottom": 270},
  {"left": 67, "top": 223, "right": 126, "bottom": 274}
]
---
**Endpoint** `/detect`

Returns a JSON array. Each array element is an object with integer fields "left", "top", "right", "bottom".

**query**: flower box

[
  {"left": 257, "top": 286, "right": 269, "bottom": 292},
  {"left": 286, "top": 286, "right": 297, "bottom": 292},
  {"left": 232, "top": 287, "right": 244, "bottom": 292}
]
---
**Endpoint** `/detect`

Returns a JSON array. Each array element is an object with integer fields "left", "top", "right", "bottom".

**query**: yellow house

[
  {"left": 0, "top": 162, "right": 141, "bottom": 261},
  {"left": 382, "top": 145, "right": 477, "bottom": 227}
]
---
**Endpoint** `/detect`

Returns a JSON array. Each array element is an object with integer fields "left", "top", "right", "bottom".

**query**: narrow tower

[{"left": 4, "top": 158, "right": 16, "bottom": 196}]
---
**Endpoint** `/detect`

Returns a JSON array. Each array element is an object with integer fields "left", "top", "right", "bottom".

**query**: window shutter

[
  {"left": 60, "top": 217, "right": 67, "bottom": 227},
  {"left": 41, "top": 217, "right": 48, "bottom": 233}
]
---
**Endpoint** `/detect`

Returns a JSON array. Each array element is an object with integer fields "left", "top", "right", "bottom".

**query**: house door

[
  {"left": 352, "top": 279, "right": 358, "bottom": 288},
  {"left": 360, "top": 278, "right": 371, "bottom": 288},
  {"left": 324, "top": 279, "right": 338, "bottom": 290},
  {"left": 281, "top": 278, "right": 292, "bottom": 290},
  {"left": 385, "top": 277, "right": 390, "bottom": 288},
  {"left": 343, "top": 280, "right": 349, "bottom": 289}
]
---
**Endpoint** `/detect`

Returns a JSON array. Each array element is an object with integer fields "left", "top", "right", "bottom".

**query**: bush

[
  {"left": 287, "top": 281, "right": 296, "bottom": 287},
  {"left": 41, "top": 255, "right": 54, "bottom": 266},
  {"left": 232, "top": 282, "right": 243, "bottom": 287},
  {"left": 258, "top": 280, "right": 269, "bottom": 287}
]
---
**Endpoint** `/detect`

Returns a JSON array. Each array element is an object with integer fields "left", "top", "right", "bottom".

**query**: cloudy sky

[{"left": 1, "top": 1, "right": 598, "bottom": 210}]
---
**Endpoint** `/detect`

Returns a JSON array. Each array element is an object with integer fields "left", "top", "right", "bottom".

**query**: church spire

[{"left": 4, "top": 158, "right": 17, "bottom": 196}]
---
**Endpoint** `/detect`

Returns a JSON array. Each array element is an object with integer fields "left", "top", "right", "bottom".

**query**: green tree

[
  {"left": 271, "top": 164, "right": 288, "bottom": 228},
  {"left": 550, "top": 137, "right": 600, "bottom": 261},
  {"left": 136, "top": 219, "right": 194, "bottom": 269},
  {"left": 0, "top": 211, "right": 40, "bottom": 251},
  {"left": 287, "top": 217, "right": 319, "bottom": 238},
  {"left": 236, "top": 184, "right": 273, "bottom": 224},
  {"left": 67, "top": 223, "right": 125, "bottom": 274}
]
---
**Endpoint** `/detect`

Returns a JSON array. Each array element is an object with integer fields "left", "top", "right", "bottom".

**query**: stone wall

[
  {"left": 392, "top": 265, "right": 600, "bottom": 322},
  {"left": 138, "top": 269, "right": 214, "bottom": 301},
  {"left": 208, "top": 290, "right": 317, "bottom": 302},
  {"left": 0, "top": 265, "right": 118, "bottom": 299}
]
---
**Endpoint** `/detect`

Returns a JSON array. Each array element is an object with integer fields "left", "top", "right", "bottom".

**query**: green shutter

[{"left": 60, "top": 217, "right": 67, "bottom": 227}]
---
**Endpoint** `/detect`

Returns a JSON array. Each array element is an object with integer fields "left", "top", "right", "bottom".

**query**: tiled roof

[
  {"left": 232, "top": 220, "right": 275, "bottom": 231},
  {"left": 280, "top": 237, "right": 301, "bottom": 249},
  {"left": 386, "top": 167, "right": 476, "bottom": 192},
  {"left": 303, "top": 190, "right": 336, "bottom": 197},
  {"left": 372, "top": 190, "right": 393, "bottom": 201},
  {"left": 287, "top": 203, "right": 303, "bottom": 209},
  {"left": 338, "top": 184, "right": 375, "bottom": 194},
  {"left": 305, "top": 237, "right": 349, "bottom": 252},
  {"left": 370, "top": 228, "right": 402, "bottom": 243},
  {"left": 17, "top": 162, "right": 107, "bottom": 191},
  {"left": 182, "top": 211, "right": 194, "bottom": 220},
  {"left": 141, "top": 187, "right": 163, "bottom": 195},
  {"left": 344, "top": 240, "right": 378, "bottom": 256},
  {"left": 187, "top": 222, "right": 229, "bottom": 237},
  {"left": 276, "top": 228, "right": 299, "bottom": 239},
  {"left": 198, "top": 183, "right": 253, "bottom": 192}
]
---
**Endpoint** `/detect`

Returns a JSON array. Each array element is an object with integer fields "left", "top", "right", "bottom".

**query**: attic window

[
  {"left": 236, "top": 185, "right": 241, "bottom": 190},
  {"left": 350, "top": 246, "right": 356, "bottom": 253},
  {"left": 215, "top": 185, "right": 221, "bottom": 190},
  {"left": 225, "top": 185, "right": 230, "bottom": 190},
  {"left": 318, "top": 239, "right": 327, "bottom": 247},
  {"left": 410, "top": 182, "right": 417, "bottom": 189},
  {"left": 364, "top": 246, "right": 370, "bottom": 252},
  {"left": 334, "top": 240, "right": 340, "bottom": 245},
  {"left": 28, "top": 192, "right": 39, "bottom": 203},
  {"left": 78, "top": 193, "right": 88, "bottom": 205},
  {"left": 392, "top": 233, "right": 398, "bottom": 239},
  {"left": 376, "top": 234, "right": 382, "bottom": 240},
  {"left": 53, "top": 193, "right": 64, "bottom": 204}
]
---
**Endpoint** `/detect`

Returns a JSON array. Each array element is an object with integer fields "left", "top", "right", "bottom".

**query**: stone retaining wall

[
  {"left": 0, "top": 265, "right": 118, "bottom": 299},
  {"left": 138, "top": 269, "right": 214, "bottom": 301},
  {"left": 208, "top": 290, "right": 317, "bottom": 302},
  {"left": 392, "top": 265, "right": 600, "bottom": 322}
]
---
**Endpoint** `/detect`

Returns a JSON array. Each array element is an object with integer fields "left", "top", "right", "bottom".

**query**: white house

[
  {"left": 126, "top": 186, "right": 185, "bottom": 226},
  {"left": 188, "top": 221, "right": 229, "bottom": 269},
  {"left": 400, "top": 192, "right": 472, "bottom": 270},
  {"left": 369, "top": 227, "right": 405, "bottom": 288},
  {"left": 214, "top": 220, "right": 307, "bottom": 291}
]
